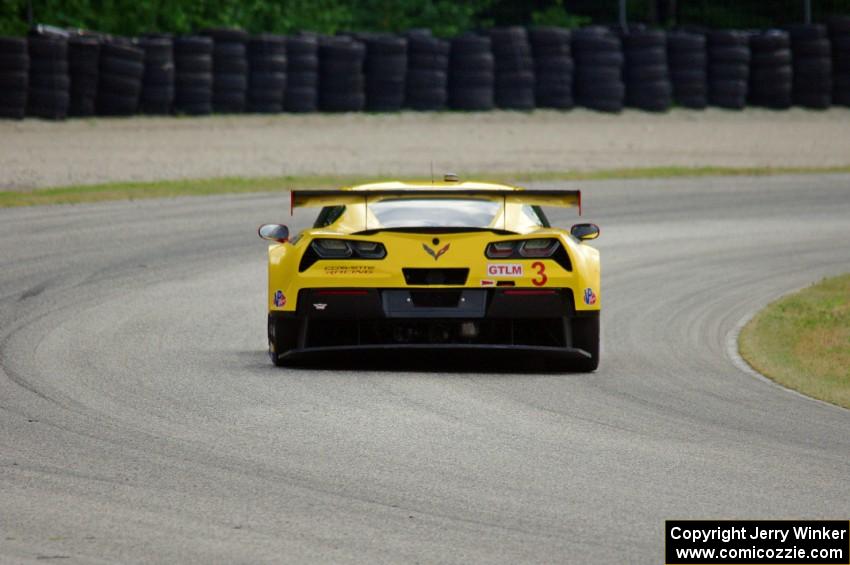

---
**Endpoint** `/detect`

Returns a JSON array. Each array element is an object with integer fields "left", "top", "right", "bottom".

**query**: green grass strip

[
  {"left": 740, "top": 274, "right": 850, "bottom": 410},
  {"left": 3, "top": 165, "right": 850, "bottom": 208}
]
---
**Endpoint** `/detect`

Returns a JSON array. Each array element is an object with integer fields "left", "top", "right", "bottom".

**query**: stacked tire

[
  {"left": 404, "top": 30, "right": 449, "bottom": 110},
  {"left": 27, "top": 34, "right": 70, "bottom": 120},
  {"left": 0, "top": 37, "right": 29, "bottom": 119},
  {"left": 68, "top": 36, "right": 99, "bottom": 116},
  {"left": 362, "top": 34, "right": 407, "bottom": 111},
  {"left": 623, "top": 29, "right": 672, "bottom": 112},
  {"left": 490, "top": 27, "right": 535, "bottom": 110},
  {"left": 787, "top": 24, "right": 832, "bottom": 109},
  {"left": 707, "top": 30, "right": 750, "bottom": 109},
  {"left": 139, "top": 36, "right": 174, "bottom": 114},
  {"left": 247, "top": 34, "right": 287, "bottom": 113},
  {"left": 203, "top": 28, "right": 249, "bottom": 113},
  {"left": 174, "top": 36, "right": 213, "bottom": 115},
  {"left": 573, "top": 27, "right": 624, "bottom": 113},
  {"left": 667, "top": 30, "right": 707, "bottom": 108},
  {"left": 528, "top": 26, "right": 574, "bottom": 109},
  {"left": 448, "top": 33, "right": 494, "bottom": 111},
  {"left": 829, "top": 16, "right": 850, "bottom": 106},
  {"left": 285, "top": 35, "right": 319, "bottom": 112},
  {"left": 97, "top": 40, "right": 144, "bottom": 116},
  {"left": 318, "top": 36, "right": 365, "bottom": 112},
  {"left": 748, "top": 30, "right": 792, "bottom": 109}
]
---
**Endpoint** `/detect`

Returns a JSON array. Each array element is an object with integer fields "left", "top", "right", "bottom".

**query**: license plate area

[{"left": 382, "top": 290, "right": 486, "bottom": 318}]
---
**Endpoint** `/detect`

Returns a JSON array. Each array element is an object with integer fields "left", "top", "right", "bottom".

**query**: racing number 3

[{"left": 531, "top": 261, "right": 548, "bottom": 286}]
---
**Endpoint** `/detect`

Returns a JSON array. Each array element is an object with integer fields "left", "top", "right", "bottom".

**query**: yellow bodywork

[{"left": 267, "top": 180, "right": 600, "bottom": 314}]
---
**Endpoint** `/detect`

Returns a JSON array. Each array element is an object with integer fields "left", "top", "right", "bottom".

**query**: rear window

[{"left": 369, "top": 198, "right": 501, "bottom": 228}]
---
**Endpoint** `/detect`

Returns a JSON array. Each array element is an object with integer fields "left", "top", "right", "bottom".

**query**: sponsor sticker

[
  {"left": 480, "top": 279, "right": 495, "bottom": 287},
  {"left": 323, "top": 265, "right": 376, "bottom": 275},
  {"left": 274, "top": 290, "right": 286, "bottom": 307},
  {"left": 583, "top": 288, "right": 597, "bottom": 305},
  {"left": 487, "top": 263, "right": 524, "bottom": 277},
  {"left": 313, "top": 303, "right": 327, "bottom": 310}
]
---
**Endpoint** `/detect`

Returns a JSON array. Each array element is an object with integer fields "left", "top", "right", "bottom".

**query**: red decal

[{"left": 531, "top": 261, "right": 548, "bottom": 286}]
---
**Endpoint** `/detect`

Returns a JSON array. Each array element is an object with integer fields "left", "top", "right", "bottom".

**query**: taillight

[
  {"left": 486, "top": 241, "right": 515, "bottom": 258},
  {"left": 312, "top": 239, "right": 353, "bottom": 258},
  {"left": 486, "top": 238, "right": 560, "bottom": 259},
  {"left": 351, "top": 240, "right": 387, "bottom": 259},
  {"left": 518, "top": 238, "right": 559, "bottom": 258},
  {"left": 310, "top": 239, "right": 387, "bottom": 259}
]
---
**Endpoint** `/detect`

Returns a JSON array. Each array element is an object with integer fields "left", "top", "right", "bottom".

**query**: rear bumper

[
  {"left": 278, "top": 343, "right": 591, "bottom": 363},
  {"left": 270, "top": 288, "right": 598, "bottom": 358},
  {"left": 292, "top": 287, "right": 590, "bottom": 319}
]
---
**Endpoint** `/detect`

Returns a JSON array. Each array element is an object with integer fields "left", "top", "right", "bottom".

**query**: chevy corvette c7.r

[{"left": 258, "top": 177, "right": 601, "bottom": 371}]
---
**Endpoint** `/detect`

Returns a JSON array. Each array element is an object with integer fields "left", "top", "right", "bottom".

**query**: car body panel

[{"left": 263, "top": 180, "right": 600, "bottom": 366}]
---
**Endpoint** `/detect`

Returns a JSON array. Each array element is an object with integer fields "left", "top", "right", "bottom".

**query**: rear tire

[
  {"left": 570, "top": 315, "right": 600, "bottom": 372},
  {"left": 268, "top": 315, "right": 298, "bottom": 367}
]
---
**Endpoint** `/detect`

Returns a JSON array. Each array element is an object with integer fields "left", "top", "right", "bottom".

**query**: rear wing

[{"left": 290, "top": 189, "right": 582, "bottom": 215}]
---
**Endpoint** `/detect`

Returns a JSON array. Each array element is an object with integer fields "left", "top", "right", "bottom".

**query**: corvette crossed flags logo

[{"left": 422, "top": 242, "right": 450, "bottom": 260}]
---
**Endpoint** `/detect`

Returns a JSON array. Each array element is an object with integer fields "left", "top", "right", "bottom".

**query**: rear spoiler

[{"left": 290, "top": 189, "right": 582, "bottom": 216}]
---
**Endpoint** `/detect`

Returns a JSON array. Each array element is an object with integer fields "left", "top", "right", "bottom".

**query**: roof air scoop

[{"left": 443, "top": 173, "right": 459, "bottom": 183}]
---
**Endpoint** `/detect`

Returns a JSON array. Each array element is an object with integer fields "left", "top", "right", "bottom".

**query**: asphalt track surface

[{"left": 1, "top": 175, "right": 849, "bottom": 563}]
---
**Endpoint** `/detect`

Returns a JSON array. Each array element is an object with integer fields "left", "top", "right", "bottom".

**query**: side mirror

[
  {"left": 571, "top": 223, "right": 600, "bottom": 241},
  {"left": 258, "top": 223, "right": 290, "bottom": 243}
]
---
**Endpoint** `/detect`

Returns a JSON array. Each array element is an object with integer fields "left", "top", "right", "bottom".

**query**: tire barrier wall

[
  {"left": 788, "top": 24, "right": 833, "bottom": 108},
  {"left": 490, "top": 27, "right": 535, "bottom": 110},
  {"left": 830, "top": 16, "right": 850, "bottom": 106},
  {"left": 173, "top": 36, "right": 213, "bottom": 115},
  {"left": 138, "top": 36, "right": 173, "bottom": 115},
  {"left": 404, "top": 29, "right": 449, "bottom": 111},
  {"left": 529, "top": 26, "right": 574, "bottom": 109},
  {"left": 573, "top": 26, "right": 625, "bottom": 113},
  {"left": 623, "top": 28, "right": 672, "bottom": 112},
  {"left": 2, "top": 22, "right": 850, "bottom": 120},
  {"left": 668, "top": 30, "right": 707, "bottom": 108}
]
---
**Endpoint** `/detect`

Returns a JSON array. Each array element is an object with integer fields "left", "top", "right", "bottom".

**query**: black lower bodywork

[{"left": 268, "top": 288, "right": 599, "bottom": 371}]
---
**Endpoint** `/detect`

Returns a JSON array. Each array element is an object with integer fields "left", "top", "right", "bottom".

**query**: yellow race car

[{"left": 258, "top": 176, "right": 601, "bottom": 371}]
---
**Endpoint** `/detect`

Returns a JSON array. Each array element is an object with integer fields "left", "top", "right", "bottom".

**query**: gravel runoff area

[{"left": 1, "top": 107, "right": 850, "bottom": 190}]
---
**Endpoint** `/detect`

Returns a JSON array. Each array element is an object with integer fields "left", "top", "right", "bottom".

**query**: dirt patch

[{"left": 2, "top": 108, "right": 849, "bottom": 190}]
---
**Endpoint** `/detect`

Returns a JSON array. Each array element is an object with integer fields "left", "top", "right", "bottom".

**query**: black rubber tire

[
  {"left": 709, "top": 46, "right": 750, "bottom": 63},
  {"left": 176, "top": 72, "right": 213, "bottom": 88},
  {"left": 406, "top": 88, "right": 447, "bottom": 110},
  {"left": 0, "top": 36, "right": 27, "bottom": 55},
  {"left": 250, "top": 71, "right": 286, "bottom": 90},
  {"left": 100, "top": 55, "right": 144, "bottom": 78},
  {"left": 450, "top": 53, "right": 494, "bottom": 72},
  {"left": 174, "top": 36, "right": 213, "bottom": 55},
  {"left": 98, "top": 73, "right": 142, "bottom": 96},
  {"left": 287, "top": 36, "right": 317, "bottom": 56},
  {"left": 213, "top": 73, "right": 248, "bottom": 91},
  {"left": 567, "top": 316, "right": 600, "bottom": 372},
  {"left": 268, "top": 315, "right": 298, "bottom": 367},
  {"left": 174, "top": 101, "right": 212, "bottom": 115},
  {"left": 214, "top": 57, "right": 248, "bottom": 73},
  {"left": 448, "top": 87, "right": 494, "bottom": 110},
  {"left": 214, "top": 42, "right": 246, "bottom": 58},
  {"left": 575, "top": 51, "right": 624, "bottom": 67},
  {"left": 284, "top": 87, "right": 318, "bottom": 112},
  {"left": 709, "top": 63, "right": 749, "bottom": 80},
  {"left": 29, "top": 58, "right": 68, "bottom": 74},
  {"left": 175, "top": 54, "right": 212, "bottom": 72},
  {"left": 0, "top": 71, "right": 27, "bottom": 89},
  {"left": 28, "top": 36, "right": 67, "bottom": 58},
  {"left": 408, "top": 53, "right": 449, "bottom": 70},
  {"left": 249, "top": 55, "right": 287, "bottom": 72},
  {"left": 320, "top": 91, "right": 365, "bottom": 112}
]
